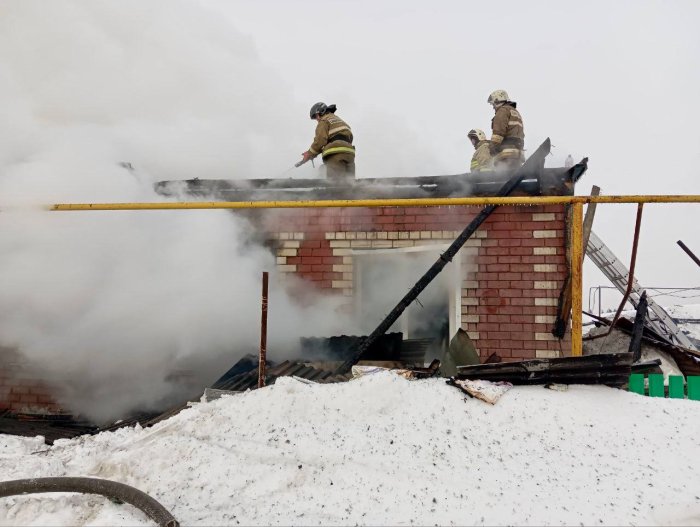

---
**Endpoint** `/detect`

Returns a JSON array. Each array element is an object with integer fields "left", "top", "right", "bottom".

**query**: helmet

[
  {"left": 309, "top": 102, "right": 328, "bottom": 119},
  {"left": 468, "top": 129, "right": 487, "bottom": 142},
  {"left": 487, "top": 90, "right": 509, "bottom": 105}
]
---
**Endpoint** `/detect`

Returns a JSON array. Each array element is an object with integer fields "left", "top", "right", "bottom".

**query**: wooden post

[
  {"left": 571, "top": 202, "right": 583, "bottom": 357},
  {"left": 258, "top": 271, "right": 269, "bottom": 388},
  {"left": 581, "top": 185, "right": 601, "bottom": 256},
  {"left": 628, "top": 291, "right": 648, "bottom": 362}
]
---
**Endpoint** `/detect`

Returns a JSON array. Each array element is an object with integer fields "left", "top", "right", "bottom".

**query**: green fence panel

[
  {"left": 688, "top": 376, "right": 700, "bottom": 401},
  {"left": 668, "top": 376, "right": 685, "bottom": 399},
  {"left": 648, "top": 374, "right": 664, "bottom": 397},
  {"left": 628, "top": 373, "right": 645, "bottom": 395}
]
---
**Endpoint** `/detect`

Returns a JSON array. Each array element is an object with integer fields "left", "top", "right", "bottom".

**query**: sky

[
  {"left": 202, "top": 0, "right": 700, "bottom": 311},
  {"left": 0, "top": 0, "right": 698, "bottom": 416}
]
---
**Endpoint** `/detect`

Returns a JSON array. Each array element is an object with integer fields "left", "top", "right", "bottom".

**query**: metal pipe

[
  {"left": 585, "top": 203, "right": 644, "bottom": 342},
  {"left": 43, "top": 194, "right": 700, "bottom": 212},
  {"left": 258, "top": 271, "right": 269, "bottom": 388},
  {"left": 571, "top": 202, "right": 583, "bottom": 356},
  {"left": 677, "top": 240, "right": 700, "bottom": 268},
  {"left": 0, "top": 477, "right": 178, "bottom": 527}
]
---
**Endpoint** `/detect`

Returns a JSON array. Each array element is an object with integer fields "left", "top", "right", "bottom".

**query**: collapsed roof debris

[
  {"left": 454, "top": 353, "right": 634, "bottom": 388},
  {"left": 154, "top": 156, "right": 588, "bottom": 201},
  {"left": 584, "top": 311, "right": 700, "bottom": 378}
]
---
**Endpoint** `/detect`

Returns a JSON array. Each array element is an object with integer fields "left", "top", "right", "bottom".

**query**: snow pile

[{"left": 1, "top": 373, "right": 700, "bottom": 526}]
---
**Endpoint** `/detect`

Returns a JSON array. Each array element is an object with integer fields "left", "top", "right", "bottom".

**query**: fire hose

[{"left": 0, "top": 477, "right": 179, "bottom": 527}]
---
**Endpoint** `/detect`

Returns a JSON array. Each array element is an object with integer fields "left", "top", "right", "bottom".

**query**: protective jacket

[
  {"left": 490, "top": 102, "right": 524, "bottom": 157},
  {"left": 308, "top": 113, "right": 355, "bottom": 161},
  {"left": 470, "top": 140, "right": 493, "bottom": 172}
]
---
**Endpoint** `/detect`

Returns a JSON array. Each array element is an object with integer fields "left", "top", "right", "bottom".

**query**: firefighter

[
  {"left": 468, "top": 128, "right": 493, "bottom": 172},
  {"left": 487, "top": 89, "right": 525, "bottom": 170},
  {"left": 300, "top": 102, "right": 355, "bottom": 181}
]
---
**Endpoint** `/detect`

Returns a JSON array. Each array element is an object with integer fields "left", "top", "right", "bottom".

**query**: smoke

[{"left": 0, "top": 0, "right": 359, "bottom": 422}]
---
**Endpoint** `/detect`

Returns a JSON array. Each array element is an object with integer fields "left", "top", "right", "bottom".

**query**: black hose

[{"left": 0, "top": 477, "right": 179, "bottom": 527}]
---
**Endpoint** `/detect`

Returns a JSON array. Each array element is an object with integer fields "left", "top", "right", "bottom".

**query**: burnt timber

[
  {"left": 455, "top": 353, "right": 634, "bottom": 387},
  {"left": 154, "top": 160, "right": 588, "bottom": 201}
]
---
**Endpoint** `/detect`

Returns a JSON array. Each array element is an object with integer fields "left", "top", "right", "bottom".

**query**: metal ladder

[{"left": 586, "top": 231, "right": 697, "bottom": 350}]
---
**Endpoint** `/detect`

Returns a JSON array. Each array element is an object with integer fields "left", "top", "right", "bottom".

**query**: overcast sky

[{"left": 204, "top": 0, "right": 700, "bottom": 310}]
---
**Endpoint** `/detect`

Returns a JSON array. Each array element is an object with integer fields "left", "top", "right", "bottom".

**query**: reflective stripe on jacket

[
  {"left": 309, "top": 113, "right": 355, "bottom": 160},
  {"left": 490, "top": 102, "right": 524, "bottom": 151}
]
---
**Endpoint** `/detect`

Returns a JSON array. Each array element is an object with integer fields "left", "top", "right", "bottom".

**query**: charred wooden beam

[
  {"left": 455, "top": 353, "right": 633, "bottom": 387},
  {"left": 677, "top": 240, "right": 700, "bottom": 268},
  {"left": 629, "top": 291, "right": 648, "bottom": 362}
]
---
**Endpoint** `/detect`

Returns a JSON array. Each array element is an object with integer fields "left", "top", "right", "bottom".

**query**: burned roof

[
  {"left": 154, "top": 161, "right": 588, "bottom": 201},
  {"left": 211, "top": 333, "right": 432, "bottom": 392}
]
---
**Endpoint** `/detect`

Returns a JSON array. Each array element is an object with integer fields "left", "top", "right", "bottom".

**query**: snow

[{"left": 2, "top": 372, "right": 700, "bottom": 526}]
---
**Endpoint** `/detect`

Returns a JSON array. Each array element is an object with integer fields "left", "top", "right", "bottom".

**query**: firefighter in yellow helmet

[
  {"left": 468, "top": 129, "right": 493, "bottom": 172},
  {"left": 299, "top": 102, "right": 355, "bottom": 181},
  {"left": 487, "top": 90, "right": 525, "bottom": 170}
]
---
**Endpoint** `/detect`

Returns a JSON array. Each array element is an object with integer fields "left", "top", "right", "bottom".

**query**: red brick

[
  {"left": 482, "top": 297, "right": 509, "bottom": 306},
  {"left": 500, "top": 289, "right": 523, "bottom": 298},
  {"left": 301, "top": 240, "right": 322, "bottom": 249},
  {"left": 522, "top": 306, "right": 552, "bottom": 315},
  {"left": 509, "top": 247, "right": 533, "bottom": 255},
  {"left": 521, "top": 272, "right": 547, "bottom": 281},
  {"left": 501, "top": 323, "right": 524, "bottom": 332},
  {"left": 506, "top": 213, "right": 535, "bottom": 221},
  {"left": 485, "top": 331, "right": 511, "bottom": 340},
  {"left": 483, "top": 314, "right": 510, "bottom": 323},
  {"left": 312, "top": 248, "right": 333, "bottom": 257},
  {"left": 500, "top": 272, "right": 522, "bottom": 281},
  {"left": 508, "top": 230, "right": 534, "bottom": 239},
  {"left": 499, "top": 306, "right": 525, "bottom": 315},
  {"left": 498, "top": 239, "right": 522, "bottom": 247}
]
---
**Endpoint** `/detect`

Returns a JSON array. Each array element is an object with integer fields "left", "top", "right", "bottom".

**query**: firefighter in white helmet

[
  {"left": 487, "top": 89, "right": 525, "bottom": 170},
  {"left": 468, "top": 129, "right": 493, "bottom": 172}
]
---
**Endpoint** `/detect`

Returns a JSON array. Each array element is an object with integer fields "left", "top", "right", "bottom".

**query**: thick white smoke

[{"left": 0, "top": 0, "right": 360, "bottom": 421}]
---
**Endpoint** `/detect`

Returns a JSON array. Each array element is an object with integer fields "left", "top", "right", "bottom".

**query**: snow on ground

[{"left": 1, "top": 372, "right": 700, "bottom": 526}]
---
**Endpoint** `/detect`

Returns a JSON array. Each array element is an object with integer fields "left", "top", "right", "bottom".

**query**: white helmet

[
  {"left": 468, "top": 129, "right": 487, "bottom": 142},
  {"left": 487, "top": 89, "right": 510, "bottom": 105}
]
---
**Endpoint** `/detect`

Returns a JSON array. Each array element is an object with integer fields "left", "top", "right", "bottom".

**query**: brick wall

[
  {"left": 263, "top": 204, "right": 571, "bottom": 361},
  {"left": 0, "top": 349, "right": 64, "bottom": 415}
]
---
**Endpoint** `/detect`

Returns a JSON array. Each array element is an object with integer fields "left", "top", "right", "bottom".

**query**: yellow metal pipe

[
  {"left": 46, "top": 194, "right": 700, "bottom": 211},
  {"left": 570, "top": 202, "right": 584, "bottom": 357}
]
